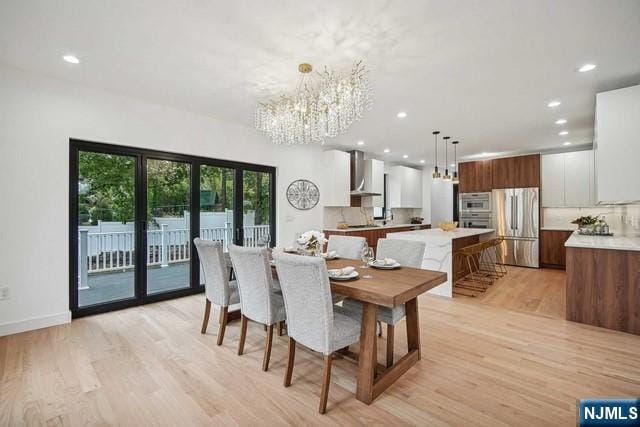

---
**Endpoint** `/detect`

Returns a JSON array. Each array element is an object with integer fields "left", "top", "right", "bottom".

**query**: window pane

[
  {"left": 243, "top": 170, "right": 271, "bottom": 247},
  {"left": 77, "top": 151, "right": 136, "bottom": 307},
  {"left": 146, "top": 159, "right": 191, "bottom": 295}
]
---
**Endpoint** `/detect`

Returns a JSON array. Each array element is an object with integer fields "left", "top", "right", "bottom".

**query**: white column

[
  {"left": 160, "top": 224, "right": 169, "bottom": 267},
  {"left": 78, "top": 230, "right": 90, "bottom": 290}
]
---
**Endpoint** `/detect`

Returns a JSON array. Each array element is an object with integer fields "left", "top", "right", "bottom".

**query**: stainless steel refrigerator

[{"left": 492, "top": 188, "right": 539, "bottom": 268}]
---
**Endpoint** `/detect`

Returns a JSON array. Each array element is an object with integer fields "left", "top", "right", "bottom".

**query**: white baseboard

[{"left": 0, "top": 311, "right": 72, "bottom": 337}]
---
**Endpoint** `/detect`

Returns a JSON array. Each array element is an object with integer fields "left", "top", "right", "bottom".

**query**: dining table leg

[
  {"left": 355, "top": 301, "right": 378, "bottom": 404},
  {"left": 405, "top": 297, "right": 421, "bottom": 359}
]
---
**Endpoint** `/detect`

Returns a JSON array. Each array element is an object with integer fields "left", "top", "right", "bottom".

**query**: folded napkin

[
  {"left": 374, "top": 258, "right": 397, "bottom": 266},
  {"left": 328, "top": 266, "right": 355, "bottom": 276},
  {"left": 322, "top": 250, "right": 338, "bottom": 258}
]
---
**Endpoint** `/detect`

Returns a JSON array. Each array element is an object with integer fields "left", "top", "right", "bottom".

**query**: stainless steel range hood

[{"left": 349, "top": 150, "right": 382, "bottom": 196}]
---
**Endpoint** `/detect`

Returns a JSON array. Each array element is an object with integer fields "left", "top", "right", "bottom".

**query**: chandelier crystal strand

[{"left": 255, "top": 61, "right": 372, "bottom": 145}]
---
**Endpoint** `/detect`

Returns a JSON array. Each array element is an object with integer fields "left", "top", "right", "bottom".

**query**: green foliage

[
  {"left": 78, "top": 153, "right": 272, "bottom": 226},
  {"left": 78, "top": 152, "right": 135, "bottom": 224}
]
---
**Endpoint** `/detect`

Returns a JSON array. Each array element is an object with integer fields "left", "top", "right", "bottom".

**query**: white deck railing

[{"left": 77, "top": 224, "right": 271, "bottom": 287}]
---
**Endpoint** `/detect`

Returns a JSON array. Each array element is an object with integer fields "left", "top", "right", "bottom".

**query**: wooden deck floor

[{"left": 1, "top": 268, "right": 639, "bottom": 426}]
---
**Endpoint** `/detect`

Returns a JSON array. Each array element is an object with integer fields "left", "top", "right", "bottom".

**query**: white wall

[{"left": 0, "top": 64, "right": 325, "bottom": 335}]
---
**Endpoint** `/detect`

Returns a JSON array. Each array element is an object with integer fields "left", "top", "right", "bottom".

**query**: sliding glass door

[
  {"left": 70, "top": 140, "right": 276, "bottom": 317},
  {"left": 145, "top": 158, "right": 192, "bottom": 295},
  {"left": 75, "top": 150, "right": 138, "bottom": 308}
]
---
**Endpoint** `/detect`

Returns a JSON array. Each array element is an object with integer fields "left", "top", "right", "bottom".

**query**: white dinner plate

[
  {"left": 328, "top": 271, "right": 359, "bottom": 281},
  {"left": 369, "top": 261, "right": 401, "bottom": 269}
]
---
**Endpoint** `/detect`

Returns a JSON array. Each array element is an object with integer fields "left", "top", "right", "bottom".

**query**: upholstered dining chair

[
  {"left": 272, "top": 252, "right": 361, "bottom": 414},
  {"left": 342, "top": 238, "right": 426, "bottom": 367},
  {"left": 193, "top": 238, "right": 240, "bottom": 346},
  {"left": 228, "top": 243, "right": 286, "bottom": 371},
  {"left": 327, "top": 235, "right": 367, "bottom": 260}
]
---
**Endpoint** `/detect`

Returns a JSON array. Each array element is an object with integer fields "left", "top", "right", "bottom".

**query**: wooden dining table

[
  {"left": 324, "top": 259, "right": 446, "bottom": 404},
  {"left": 225, "top": 253, "right": 447, "bottom": 404}
]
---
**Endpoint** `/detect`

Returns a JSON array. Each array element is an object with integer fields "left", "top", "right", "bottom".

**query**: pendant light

[
  {"left": 442, "top": 136, "right": 452, "bottom": 181},
  {"left": 432, "top": 131, "right": 441, "bottom": 179},
  {"left": 452, "top": 140, "right": 460, "bottom": 183}
]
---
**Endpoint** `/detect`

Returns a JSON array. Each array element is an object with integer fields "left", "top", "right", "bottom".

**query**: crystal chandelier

[{"left": 255, "top": 61, "right": 372, "bottom": 145}]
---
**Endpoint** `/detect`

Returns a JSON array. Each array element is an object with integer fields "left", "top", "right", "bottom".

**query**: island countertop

[
  {"left": 565, "top": 231, "right": 640, "bottom": 252},
  {"left": 386, "top": 228, "right": 495, "bottom": 242}
]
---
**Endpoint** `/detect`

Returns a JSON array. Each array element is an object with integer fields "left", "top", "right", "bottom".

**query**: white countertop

[
  {"left": 565, "top": 231, "right": 640, "bottom": 251},
  {"left": 387, "top": 228, "right": 495, "bottom": 243},
  {"left": 541, "top": 227, "right": 576, "bottom": 232},
  {"left": 323, "top": 223, "right": 429, "bottom": 232}
]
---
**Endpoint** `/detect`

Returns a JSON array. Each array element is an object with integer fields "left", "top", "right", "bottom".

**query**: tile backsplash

[
  {"left": 543, "top": 204, "right": 640, "bottom": 233},
  {"left": 323, "top": 207, "right": 423, "bottom": 228}
]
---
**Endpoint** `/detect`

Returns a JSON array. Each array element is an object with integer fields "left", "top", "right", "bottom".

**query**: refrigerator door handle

[
  {"left": 513, "top": 196, "right": 520, "bottom": 230},
  {"left": 510, "top": 195, "right": 515, "bottom": 230}
]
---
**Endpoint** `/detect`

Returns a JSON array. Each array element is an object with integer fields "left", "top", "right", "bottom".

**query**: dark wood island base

[{"left": 566, "top": 246, "right": 640, "bottom": 335}]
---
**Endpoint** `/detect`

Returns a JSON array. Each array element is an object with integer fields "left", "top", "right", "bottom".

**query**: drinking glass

[{"left": 361, "top": 246, "right": 374, "bottom": 278}]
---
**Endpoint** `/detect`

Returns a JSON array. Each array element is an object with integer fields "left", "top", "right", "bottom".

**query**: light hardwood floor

[
  {"left": 455, "top": 266, "right": 567, "bottom": 319},
  {"left": 1, "top": 268, "right": 639, "bottom": 426}
]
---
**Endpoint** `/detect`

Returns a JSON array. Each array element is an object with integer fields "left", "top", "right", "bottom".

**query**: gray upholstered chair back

[
  {"left": 273, "top": 252, "right": 334, "bottom": 355},
  {"left": 327, "top": 235, "right": 367, "bottom": 260},
  {"left": 228, "top": 243, "right": 277, "bottom": 325},
  {"left": 376, "top": 238, "right": 426, "bottom": 268},
  {"left": 193, "top": 238, "right": 230, "bottom": 306}
]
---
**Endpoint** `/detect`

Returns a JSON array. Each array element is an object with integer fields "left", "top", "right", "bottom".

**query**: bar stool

[{"left": 454, "top": 241, "right": 495, "bottom": 296}]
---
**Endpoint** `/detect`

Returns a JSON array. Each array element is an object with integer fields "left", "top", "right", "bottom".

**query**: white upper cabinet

[
  {"left": 595, "top": 85, "right": 640, "bottom": 203},
  {"left": 388, "top": 165, "right": 423, "bottom": 208},
  {"left": 541, "top": 150, "right": 595, "bottom": 207},
  {"left": 541, "top": 153, "right": 565, "bottom": 206},
  {"left": 564, "top": 150, "right": 593, "bottom": 206},
  {"left": 321, "top": 150, "right": 350, "bottom": 207},
  {"left": 361, "top": 159, "right": 385, "bottom": 207}
]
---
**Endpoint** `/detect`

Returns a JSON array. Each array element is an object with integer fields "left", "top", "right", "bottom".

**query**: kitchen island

[
  {"left": 387, "top": 228, "right": 495, "bottom": 297},
  {"left": 565, "top": 231, "right": 640, "bottom": 335}
]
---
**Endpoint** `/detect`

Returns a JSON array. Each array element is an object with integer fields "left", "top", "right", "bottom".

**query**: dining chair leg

[
  {"left": 319, "top": 354, "right": 332, "bottom": 414},
  {"left": 216, "top": 306, "right": 228, "bottom": 346},
  {"left": 284, "top": 337, "right": 296, "bottom": 387},
  {"left": 262, "top": 324, "right": 274, "bottom": 371},
  {"left": 237, "top": 315, "right": 248, "bottom": 355},
  {"left": 277, "top": 321, "right": 284, "bottom": 336},
  {"left": 386, "top": 324, "right": 395, "bottom": 368},
  {"left": 201, "top": 299, "right": 211, "bottom": 334}
]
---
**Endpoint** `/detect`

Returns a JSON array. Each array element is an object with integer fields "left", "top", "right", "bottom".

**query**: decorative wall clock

[{"left": 286, "top": 179, "right": 320, "bottom": 210}]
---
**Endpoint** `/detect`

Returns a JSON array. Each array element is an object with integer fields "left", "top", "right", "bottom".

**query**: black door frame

[{"left": 69, "top": 138, "right": 276, "bottom": 318}]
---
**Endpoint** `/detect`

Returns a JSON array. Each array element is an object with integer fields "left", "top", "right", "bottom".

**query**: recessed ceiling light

[
  {"left": 563, "top": 141, "right": 572, "bottom": 146},
  {"left": 559, "top": 130, "right": 569, "bottom": 136},
  {"left": 420, "top": 160, "right": 425, "bottom": 164},
  {"left": 397, "top": 112, "right": 407, "bottom": 118},
  {"left": 403, "top": 154, "right": 409, "bottom": 159},
  {"left": 547, "top": 100, "right": 561, "bottom": 108},
  {"left": 63, "top": 54, "right": 80, "bottom": 64},
  {"left": 577, "top": 63, "right": 597, "bottom": 73},
  {"left": 356, "top": 140, "right": 365, "bottom": 146},
  {"left": 555, "top": 119, "right": 567, "bottom": 125},
  {"left": 383, "top": 148, "right": 391, "bottom": 153}
]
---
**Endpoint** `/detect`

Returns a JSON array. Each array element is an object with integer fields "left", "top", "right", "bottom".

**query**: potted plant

[
  {"left": 571, "top": 215, "right": 598, "bottom": 234},
  {"left": 296, "top": 230, "right": 328, "bottom": 256}
]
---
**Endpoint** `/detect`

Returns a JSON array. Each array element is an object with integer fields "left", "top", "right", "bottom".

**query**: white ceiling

[{"left": 1, "top": 0, "right": 639, "bottom": 165}]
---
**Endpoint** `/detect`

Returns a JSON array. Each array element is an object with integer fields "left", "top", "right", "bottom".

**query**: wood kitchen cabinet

[
  {"left": 540, "top": 230, "right": 574, "bottom": 269},
  {"left": 492, "top": 154, "right": 540, "bottom": 188},
  {"left": 458, "top": 160, "right": 492, "bottom": 193},
  {"left": 324, "top": 225, "right": 431, "bottom": 252}
]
